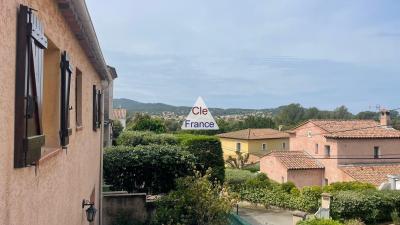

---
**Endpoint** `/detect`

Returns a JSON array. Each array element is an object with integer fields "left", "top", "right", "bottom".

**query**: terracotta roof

[
  {"left": 340, "top": 164, "right": 400, "bottom": 186},
  {"left": 217, "top": 128, "right": 290, "bottom": 140},
  {"left": 112, "top": 108, "right": 127, "bottom": 120},
  {"left": 265, "top": 151, "right": 325, "bottom": 170},
  {"left": 296, "top": 120, "right": 400, "bottom": 139}
]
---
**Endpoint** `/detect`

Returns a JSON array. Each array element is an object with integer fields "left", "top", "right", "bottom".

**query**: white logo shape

[{"left": 181, "top": 96, "right": 219, "bottom": 130}]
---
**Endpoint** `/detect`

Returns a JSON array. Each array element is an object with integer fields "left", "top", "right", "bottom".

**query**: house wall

[
  {"left": 287, "top": 169, "right": 324, "bottom": 188},
  {"left": 336, "top": 139, "right": 400, "bottom": 165},
  {"left": 260, "top": 156, "right": 288, "bottom": 183},
  {"left": 0, "top": 0, "right": 104, "bottom": 225},
  {"left": 220, "top": 138, "right": 289, "bottom": 162},
  {"left": 290, "top": 123, "right": 340, "bottom": 184}
]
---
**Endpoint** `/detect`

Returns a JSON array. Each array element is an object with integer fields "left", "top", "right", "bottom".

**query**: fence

[{"left": 228, "top": 213, "right": 252, "bottom": 225}]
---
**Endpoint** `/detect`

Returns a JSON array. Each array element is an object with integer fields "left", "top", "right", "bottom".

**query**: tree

[
  {"left": 274, "top": 103, "right": 306, "bottom": 128},
  {"left": 225, "top": 151, "right": 249, "bottom": 169},
  {"left": 127, "top": 113, "right": 166, "bottom": 133},
  {"left": 333, "top": 106, "right": 352, "bottom": 119},
  {"left": 112, "top": 120, "right": 124, "bottom": 140},
  {"left": 356, "top": 111, "right": 378, "bottom": 120}
]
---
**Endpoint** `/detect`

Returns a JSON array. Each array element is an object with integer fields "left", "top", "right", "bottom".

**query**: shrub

[
  {"left": 112, "top": 120, "right": 124, "bottom": 140},
  {"left": 392, "top": 210, "right": 400, "bottom": 225},
  {"left": 103, "top": 144, "right": 195, "bottom": 194},
  {"left": 225, "top": 168, "right": 256, "bottom": 186},
  {"left": 344, "top": 219, "right": 365, "bottom": 225},
  {"left": 151, "top": 174, "right": 233, "bottom": 225},
  {"left": 117, "top": 131, "right": 178, "bottom": 146},
  {"left": 297, "top": 219, "right": 343, "bottom": 225},
  {"left": 323, "top": 181, "right": 375, "bottom": 193},
  {"left": 178, "top": 134, "right": 225, "bottom": 183},
  {"left": 127, "top": 113, "right": 166, "bottom": 133},
  {"left": 331, "top": 190, "right": 400, "bottom": 223},
  {"left": 242, "top": 162, "right": 260, "bottom": 173},
  {"left": 281, "top": 181, "right": 296, "bottom": 193}
]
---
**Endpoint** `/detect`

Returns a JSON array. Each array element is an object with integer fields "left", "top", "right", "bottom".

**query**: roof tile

[{"left": 217, "top": 128, "right": 289, "bottom": 140}]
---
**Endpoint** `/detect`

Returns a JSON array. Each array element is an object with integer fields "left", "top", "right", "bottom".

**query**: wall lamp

[{"left": 82, "top": 199, "right": 97, "bottom": 222}]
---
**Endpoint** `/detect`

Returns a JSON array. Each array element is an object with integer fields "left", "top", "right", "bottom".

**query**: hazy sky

[{"left": 86, "top": 0, "right": 400, "bottom": 113}]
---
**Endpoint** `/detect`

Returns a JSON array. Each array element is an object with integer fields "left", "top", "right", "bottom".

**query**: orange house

[
  {"left": 0, "top": 1, "right": 116, "bottom": 225},
  {"left": 261, "top": 110, "right": 400, "bottom": 187}
]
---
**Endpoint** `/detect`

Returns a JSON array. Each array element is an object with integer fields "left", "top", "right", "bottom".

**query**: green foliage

[
  {"left": 242, "top": 162, "right": 260, "bottom": 173},
  {"left": 281, "top": 182, "right": 296, "bottom": 193},
  {"left": 344, "top": 219, "right": 365, "bottom": 225},
  {"left": 151, "top": 174, "right": 233, "bottom": 225},
  {"left": 297, "top": 219, "right": 343, "bottom": 225},
  {"left": 117, "top": 131, "right": 178, "bottom": 146},
  {"left": 322, "top": 181, "right": 375, "bottom": 193},
  {"left": 225, "top": 168, "right": 257, "bottom": 186},
  {"left": 330, "top": 190, "right": 400, "bottom": 223},
  {"left": 103, "top": 144, "right": 195, "bottom": 194},
  {"left": 127, "top": 113, "right": 166, "bottom": 133},
  {"left": 111, "top": 212, "right": 145, "bottom": 225},
  {"left": 392, "top": 210, "right": 400, "bottom": 225},
  {"left": 178, "top": 134, "right": 225, "bottom": 183},
  {"left": 112, "top": 120, "right": 124, "bottom": 140}
]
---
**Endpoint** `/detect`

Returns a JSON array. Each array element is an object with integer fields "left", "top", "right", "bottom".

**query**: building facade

[
  {"left": 217, "top": 128, "right": 290, "bottom": 163},
  {"left": 0, "top": 0, "right": 114, "bottom": 224},
  {"left": 261, "top": 111, "right": 400, "bottom": 187}
]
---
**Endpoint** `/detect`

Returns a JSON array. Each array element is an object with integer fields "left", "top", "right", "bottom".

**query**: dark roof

[
  {"left": 293, "top": 119, "right": 400, "bottom": 139},
  {"left": 264, "top": 151, "right": 325, "bottom": 170},
  {"left": 217, "top": 128, "right": 290, "bottom": 140},
  {"left": 340, "top": 163, "right": 400, "bottom": 186}
]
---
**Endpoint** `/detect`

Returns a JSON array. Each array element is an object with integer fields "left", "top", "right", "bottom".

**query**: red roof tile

[
  {"left": 296, "top": 120, "right": 400, "bottom": 139},
  {"left": 265, "top": 151, "right": 325, "bottom": 170},
  {"left": 112, "top": 108, "right": 127, "bottom": 120},
  {"left": 340, "top": 164, "right": 400, "bottom": 186},
  {"left": 217, "top": 128, "right": 289, "bottom": 140}
]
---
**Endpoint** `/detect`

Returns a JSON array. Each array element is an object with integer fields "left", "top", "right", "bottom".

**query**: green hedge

[
  {"left": 225, "top": 169, "right": 257, "bottom": 186},
  {"left": 331, "top": 190, "right": 400, "bottom": 223},
  {"left": 103, "top": 144, "right": 195, "bottom": 194},
  {"left": 117, "top": 131, "right": 178, "bottom": 146},
  {"left": 178, "top": 134, "right": 225, "bottom": 183},
  {"left": 297, "top": 219, "right": 343, "bottom": 225},
  {"left": 322, "top": 181, "right": 375, "bottom": 193}
]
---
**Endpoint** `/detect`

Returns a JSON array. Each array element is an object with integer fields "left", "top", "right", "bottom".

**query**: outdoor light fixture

[{"left": 82, "top": 199, "right": 97, "bottom": 222}]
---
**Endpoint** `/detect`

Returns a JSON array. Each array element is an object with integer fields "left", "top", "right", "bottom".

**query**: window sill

[
  {"left": 76, "top": 125, "right": 84, "bottom": 131},
  {"left": 38, "top": 147, "right": 63, "bottom": 165}
]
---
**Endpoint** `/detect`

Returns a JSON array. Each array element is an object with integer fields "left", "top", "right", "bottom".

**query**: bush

[
  {"left": 178, "top": 134, "right": 225, "bottom": 183},
  {"left": 297, "top": 219, "right": 343, "bottom": 225},
  {"left": 127, "top": 113, "right": 166, "bottom": 133},
  {"left": 225, "top": 168, "right": 256, "bottom": 186},
  {"left": 103, "top": 144, "right": 195, "bottom": 194},
  {"left": 151, "top": 174, "right": 233, "bottom": 225},
  {"left": 117, "top": 131, "right": 178, "bottom": 146},
  {"left": 344, "top": 219, "right": 365, "bottom": 225},
  {"left": 331, "top": 190, "right": 400, "bottom": 223},
  {"left": 323, "top": 181, "right": 375, "bottom": 193},
  {"left": 242, "top": 162, "right": 260, "bottom": 173},
  {"left": 392, "top": 210, "right": 400, "bottom": 225}
]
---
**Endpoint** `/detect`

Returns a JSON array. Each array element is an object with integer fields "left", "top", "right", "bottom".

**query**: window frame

[
  {"left": 261, "top": 143, "right": 267, "bottom": 151},
  {"left": 374, "top": 146, "right": 380, "bottom": 159},
  {"left": 236, "top": 142, "right": 241, "bottom": 152},
  {"left": 324, "top": 145, "right": 331, "bottom": 158}
]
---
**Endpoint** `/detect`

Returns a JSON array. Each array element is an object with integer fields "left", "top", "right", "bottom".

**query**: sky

[{"left": 86, "top": 0, "right": 400, "bottom": 113}]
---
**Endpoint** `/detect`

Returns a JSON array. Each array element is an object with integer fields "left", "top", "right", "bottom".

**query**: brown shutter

[
  {"left": 97, "top": 90, "right": 102, "bottom": 129},
  {"left": 60, "top": 51, "right": 73, "bottom": 147},
  {"left": 93, "top": 85, "right": 98, "bottom": 131},
  {"left": 14, "top": 5, "right": 48, "bottom": 168}
]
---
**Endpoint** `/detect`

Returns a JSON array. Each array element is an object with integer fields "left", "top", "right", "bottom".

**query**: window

[
  {"left": 236, "top": 142, "right": 241, "bottom": 151},
  {"left": 262, "top": 143, "right": 267, "bottom": 151},
  {"left": 307, "top": 131, "right": 312, "bottom": 138},
  {"left": 75, "top": 69, "right": 83, "bottom": 127},
  {"left": 282, "top": 142, "right": 286, "bottom": 150},
  {"left": 93, "top": 85, "right": 102, "bottom": 131},
  {"left": 315, "top": 144, "right": 319, "bottom": 154},
  {"left": 374, "top": 146, "right": 380, "bottom": 159},
  {"left": 324, "top": 145, "right": 331, "bottom": 158}
]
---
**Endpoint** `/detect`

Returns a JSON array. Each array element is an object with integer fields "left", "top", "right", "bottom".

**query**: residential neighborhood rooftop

[
  {"left": 340, "top": 163, "right": 400, "bottom": 186},
  {"left": 217, "top": 128, "right": 290, "bottom": 140},
  {"left": 113, "top": 108, "right": 127, "bottom": 120},
  {"left": 264, "top": 151, "right": 325, "bottom": 170},
  {"left": 295, "top": 119, "right": 400, "bottom": 139}
]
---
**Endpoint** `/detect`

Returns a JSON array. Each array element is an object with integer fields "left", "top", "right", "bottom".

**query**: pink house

[{"left": 261, "top": 110, "right": 400, "bottom": 187}]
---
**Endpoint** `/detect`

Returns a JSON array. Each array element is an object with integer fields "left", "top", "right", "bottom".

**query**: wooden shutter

[
  {"left": 60, "top": 51, "right": 73, "bottom": 147},
  {"left": 93, "top": 85, "right": 98, "bottom": 131},
  {"left": 14, "top": 5, "right": 48, "bottom": 168},
  {"left": 97, "top": 90, "right": 102, "bottom": 129}
]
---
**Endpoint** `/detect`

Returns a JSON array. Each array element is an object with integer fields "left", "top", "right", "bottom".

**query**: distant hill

[{"left": 113, "top": 98, "right": 278, "bottom": 116}]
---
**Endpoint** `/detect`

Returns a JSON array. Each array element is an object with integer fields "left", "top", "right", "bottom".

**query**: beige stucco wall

[
  {"left": 287, "top": 169, "right": 324, "bottom": 188},
  {"left": 260, "top": 156, "right": 288, "bottom": 183},
  {"left": 0, "top": 0, "right": 104, "bottom": 224},
  {"left": 220, "top": 137, "right": 289, "bottom": 161}
]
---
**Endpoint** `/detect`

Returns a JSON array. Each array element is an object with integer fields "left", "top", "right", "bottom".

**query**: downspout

[{"left": 99, "top": 81, "right": 107, "bottom": 225}]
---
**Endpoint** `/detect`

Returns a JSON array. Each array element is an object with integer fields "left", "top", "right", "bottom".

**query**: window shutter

[
  {"left": 14, "top": 5, "right": 48, "bottom": 168},
  {"left": 97, "top": 90, "right": 102, "bottom": 129},
  {"left": 60, "top": 51, "right": 73, "bottom": 147},
  {"left": 93, "top": 85, "right": 98, "bottom": 131}
]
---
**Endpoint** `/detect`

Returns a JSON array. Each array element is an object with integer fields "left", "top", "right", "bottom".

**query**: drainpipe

[{"left": 99, "top": 81, "right": 107, "bottom": 225}]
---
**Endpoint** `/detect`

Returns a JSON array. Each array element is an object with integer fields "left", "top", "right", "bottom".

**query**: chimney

[{"left": 380, "top": 109, "right": 391, "bottom": 127}]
